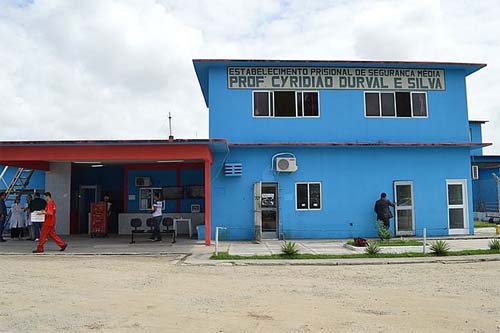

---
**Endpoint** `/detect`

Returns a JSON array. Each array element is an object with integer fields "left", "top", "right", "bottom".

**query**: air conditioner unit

[
  {"left": 276, "top": 157, "right": 298, "bottom": 172},
  {"left": 472, "top": 165, "right": 479, "bottom": 180},
  {"left": 135, "top": 176, "right": 152, "bottom": 187}
]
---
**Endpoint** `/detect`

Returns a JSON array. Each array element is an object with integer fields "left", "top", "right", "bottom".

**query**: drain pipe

[{"left": 215, "top": 227, "right": 227, "bottom": 256}]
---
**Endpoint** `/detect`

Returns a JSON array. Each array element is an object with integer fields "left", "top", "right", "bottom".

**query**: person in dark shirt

[
  {"left": 29, "top": 192, "right": 47, "bottom": 241},
  {"left": 0, "top": 192, "right": 7, "bottom": 242},
  {"left": 374, "top": 192, "right": 397, "bottom": 230}
]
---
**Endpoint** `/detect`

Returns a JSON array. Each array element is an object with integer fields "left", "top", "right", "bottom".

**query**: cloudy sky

[{"left": 1, "top": 0, "right": 499, "bottom": 153}]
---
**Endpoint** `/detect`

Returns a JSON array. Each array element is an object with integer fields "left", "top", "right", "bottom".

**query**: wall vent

[{"left": 225, "top": 163, "right": 243, "bottom": 177}]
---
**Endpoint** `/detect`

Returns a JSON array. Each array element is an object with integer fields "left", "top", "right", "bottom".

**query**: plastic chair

[
  {"left": 130, "top": 218, "right": 143, "bottom": 244},
  {"left": 162, "top": 217, "right": 176, "bottom": 243},
  {"left": 146, "top": 218, "right": 155, "bottom": 233}
]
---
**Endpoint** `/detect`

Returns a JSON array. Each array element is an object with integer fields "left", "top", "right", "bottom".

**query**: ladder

[{"left": 1, "top": 166, "right": 35, "bottom": 226}]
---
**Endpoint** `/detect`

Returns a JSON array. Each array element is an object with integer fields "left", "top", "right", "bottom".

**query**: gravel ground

[{"left": 0, "top": 255, "right": 499, "bottom": 332}]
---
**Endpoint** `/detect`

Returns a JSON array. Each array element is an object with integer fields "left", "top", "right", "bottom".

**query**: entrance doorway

[
  {"left": 447, "top": 179, "right": 469, "bottom": 235},
  {"left": 254, "top": 182, "right": 279, "bottom": 240},
  {"left": 79, "top": 185, "right": 100, "bottom": 234},
  {"left": 394, "top": 181, "right": 415, "bottom": 236}
]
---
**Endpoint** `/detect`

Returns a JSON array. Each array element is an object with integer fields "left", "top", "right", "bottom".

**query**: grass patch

[
  {"left": 211, "top": 249, "right": 500, "bottom": 260},
  {"left": 347, "top": 239, "right": 423, "bottom": 247},
  {"left": 450, "top": 249, "right": 500, "bottom": 256},
  {"left": 474, "top": 221, "right": 498, "bottom": 228}
]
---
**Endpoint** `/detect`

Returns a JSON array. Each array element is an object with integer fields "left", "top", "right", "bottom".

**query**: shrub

[
  {"left": 489, "top": 239, "right": 500, "bottom": 250},
  {"left": 430, "top": 240, "right": 450, "bottom": 256},
  {"left": 281, "top": 241, "right": 299, "bottom": 257},
  {"left": 376, "top": 221, "right": 391, "bottom": 241},
  {"left": 365, "top": 241, "right": 381, "bottom": 255}
]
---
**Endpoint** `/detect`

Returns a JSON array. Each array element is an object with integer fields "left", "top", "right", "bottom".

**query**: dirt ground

[{"left": 0, "top": 256, "right": 499, "bottom": 332}]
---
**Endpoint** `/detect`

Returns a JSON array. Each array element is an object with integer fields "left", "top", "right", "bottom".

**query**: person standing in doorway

[
  {"left": 374, "top": 192, "right": 397, "bottom": 230},
  {"left": 33, "top": 192, "right": 67, "bottom": 253},
  {"left": 29, "top": 192, "right": 46, "bottom": 242},
  {"left": 0, "top": 192, "right": 8, "bottom": 242},
  {"left": 150, "top": 194, "right": 163, "bottom": 242}
]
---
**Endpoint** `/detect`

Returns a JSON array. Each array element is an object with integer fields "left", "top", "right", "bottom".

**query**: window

[
  {"left": 365, "top": 92, "right": 379, "bottom": 117},
  {"left": 411, "top": 92, "right": 427, "bottom": 117},
  {"left": 381, "top": 93, "right": 396, "bottom": 116},
  {"left": 253, "top": 91, "right": 270, "bottom": 117},
  {"left": 253, "top": 91, "right": 319, "bottom": 117},
  {"left": 139, "top": 188, "right": 163, "bottom": 210},
  {"left": 365, "top": 91, "right": 427, "bottom": 118},
  {"left": 296, "top": 182, "right": 322, "bottom": 210},
  {"left": 274, "top": 91, "right": 296, "bottom": 117}
]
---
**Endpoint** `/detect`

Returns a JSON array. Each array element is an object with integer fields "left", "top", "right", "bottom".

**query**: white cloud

[{"left": 0, "top": 0, "right": 499, "bottom": 153}]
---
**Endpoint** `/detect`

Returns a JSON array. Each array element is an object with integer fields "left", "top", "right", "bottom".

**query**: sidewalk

[
  {"left": 0, "top": 235, "right": 213, "bottom": 256},
  {"left": 1, "top": 230, "right": 498, "bottom": 267}
]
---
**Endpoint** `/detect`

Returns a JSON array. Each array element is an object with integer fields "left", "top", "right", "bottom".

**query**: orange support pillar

[{"left": 204, "top": 159, "right": 211, "bottom": 246}]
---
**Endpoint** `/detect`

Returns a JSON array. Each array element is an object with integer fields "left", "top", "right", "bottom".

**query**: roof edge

[
  {"left": 0, "top": 138, "right": 227, "bottom": 147},
  {"left": 229, "top": 142, "right": 492, "bottom": 148},
  {"left": 192, "top": 58, "right": 487, "bottom": 68}
]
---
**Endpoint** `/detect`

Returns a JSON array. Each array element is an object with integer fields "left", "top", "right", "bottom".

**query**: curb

[
  {"left": 183, "top": 254, "right": 500, "bottom": 267},
  {"left": 0, "top": 252, "right": 190, "bottom": 257}
]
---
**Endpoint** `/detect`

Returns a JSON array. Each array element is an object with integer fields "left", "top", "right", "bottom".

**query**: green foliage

[
  {"left": 430, "top": 240, "right": 450, "bottom": 256},
  {"left": 489, "top": 239, "right": 500, "bottom": 250},
  {"left": 210, "top": 249, "right": 500, "bottom": 260},
  {"left": 474, "top": 221, "right": 498, "bottom": 228},
  {"left": 281, "top": 241, "right": 300, "bottom": 257},
  {"left": 376, "top": 221, "right": 391, "bottom": 241},
  {"left": 365, "top": 241, "right": 381, "bottom": 255}
]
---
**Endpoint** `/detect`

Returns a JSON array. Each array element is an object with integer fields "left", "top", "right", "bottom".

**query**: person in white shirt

[
  {"left": 150, "top": 195, "right": 163, "bottom": 242},
  {"left": 10, "top": 197, "right": 26, "bottom": 240}
]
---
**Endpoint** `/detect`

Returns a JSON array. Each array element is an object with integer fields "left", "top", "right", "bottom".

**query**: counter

[{"left": 118, "top": 213, "right": 204, "bottom": 235}]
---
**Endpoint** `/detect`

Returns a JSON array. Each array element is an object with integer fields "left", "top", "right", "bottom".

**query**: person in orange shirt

[{"left": 33, "top": 192, "right": 67, "bottom": 253}]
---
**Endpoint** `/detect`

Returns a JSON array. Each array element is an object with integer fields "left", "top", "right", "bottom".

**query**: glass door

[
  {"left": 447, "top": 180, "right": 469, "bottom": 235},
  {"left": 394, "top": 181, "right": 415, "bottom": 236},
  {"left": 261, "top": 183, "right": 278, "bottom": 239}
]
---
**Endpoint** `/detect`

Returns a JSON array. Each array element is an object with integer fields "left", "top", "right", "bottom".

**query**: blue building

[
  {"left": 0, "top": 59, "right": 491, "bottom": 243},
  {"left": 194, "top": 59, "right": 489, "bottom": 239},
  {"left": 469, "top": 121, "right": 500, "bottom": 218}
]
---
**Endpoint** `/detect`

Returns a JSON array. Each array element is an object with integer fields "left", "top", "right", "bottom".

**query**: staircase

[{"left": 0, "top": 166, "right": 35, "bottom": 226}]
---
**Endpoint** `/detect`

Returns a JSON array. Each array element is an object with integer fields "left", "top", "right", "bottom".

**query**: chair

[
  {"left": 146, "top": 218, "right": 155, "bottom": 232},
  {"left": 162, "top": 217, "right": 176, "bottom": 243},
  {"left": 130, "top": 218, "right": 143, "bottom": 244}
]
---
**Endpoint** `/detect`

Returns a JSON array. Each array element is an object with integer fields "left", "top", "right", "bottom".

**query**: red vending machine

[{"left": 90, "top": 202, "right": 108, "bottom": 238}]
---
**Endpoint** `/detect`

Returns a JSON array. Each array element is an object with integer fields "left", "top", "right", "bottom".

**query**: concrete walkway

[
  {"left": 0, "top": 235, "right": 214, "bottom": 256},
  {"left": 223, "top": 237, "right": 498, "bottom": 256},
  {"left": 0, "top": 229, "right": 498, "bottom": 266}
]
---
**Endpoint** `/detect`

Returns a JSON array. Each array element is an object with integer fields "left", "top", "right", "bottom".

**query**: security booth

[{"left": 0, "top": 139, "right": 228, "bottom": 245}]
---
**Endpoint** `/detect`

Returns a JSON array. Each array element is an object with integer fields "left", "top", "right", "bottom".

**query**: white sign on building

[{"left": 227, "top": 67, "right": 445, "bottom": 90}]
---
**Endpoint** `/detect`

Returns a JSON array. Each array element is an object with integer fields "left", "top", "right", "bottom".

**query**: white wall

[{"left": 45, "top": 162, "right": 71, "bottom": 235}]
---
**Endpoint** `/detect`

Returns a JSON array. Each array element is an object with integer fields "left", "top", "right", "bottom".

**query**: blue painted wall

[
  {"left": 469, "top": 122, "right": 484, "bottom": 156},
  {"left": 210, "top": 147, "right": 474, "bottom": 240},
  {"left": 472, "top": 167, "right": 499, "bottom": 211},
  {"left": 71, "top": 165, "right": 124, "bottom": 194},
  {"left": 208, "top": 66, "right": 470, "bottom": 144},
  {"left": 0, "top": 166, "right": 45, "bottom": 191}
]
